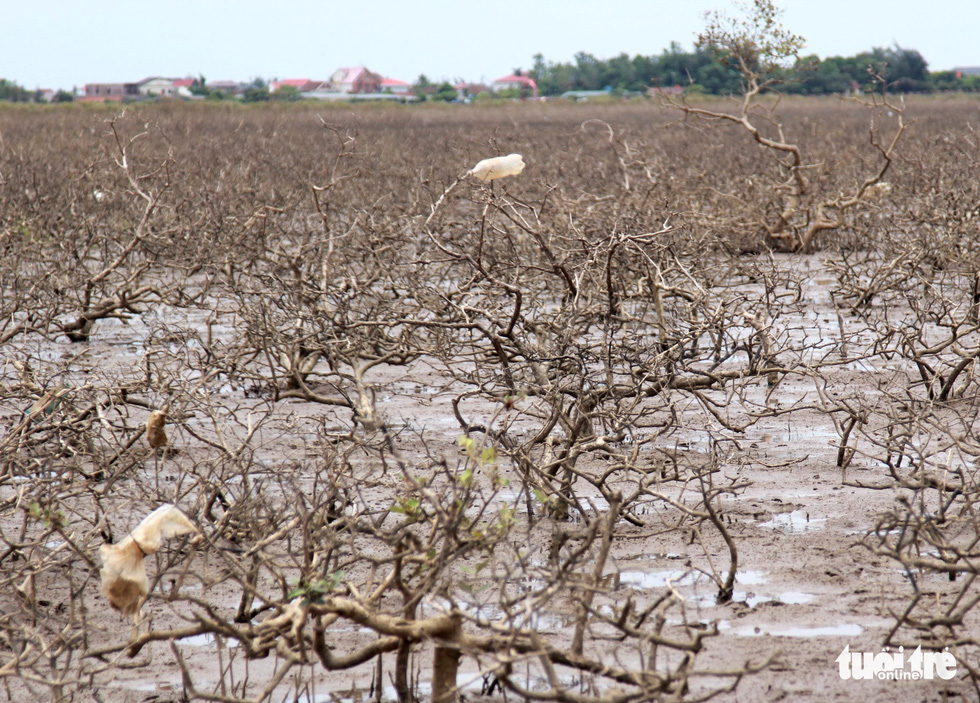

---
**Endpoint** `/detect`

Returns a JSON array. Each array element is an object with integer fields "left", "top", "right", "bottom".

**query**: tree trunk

[
  {"left": 394, "top": 639, "right": 413, "bottom": 703},
  {"left": 431, "top": 616, "right": 462, "bottom": 703}
]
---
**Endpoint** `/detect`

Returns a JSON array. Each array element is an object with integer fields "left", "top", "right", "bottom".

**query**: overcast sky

[{"left": 4, "top": 0, "right": 977, "bottom": 90}]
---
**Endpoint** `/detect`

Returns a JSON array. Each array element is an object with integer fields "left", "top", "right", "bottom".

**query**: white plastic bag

[
  {"left": 467, "top": 153, "right": 525, "bottom": 181},
  {"left": 99, "top": 504, "right": 197, "bottom": 618}
]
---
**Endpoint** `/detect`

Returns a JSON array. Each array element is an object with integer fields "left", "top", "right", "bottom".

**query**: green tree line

[
  {"left": 3, "top": 43, "right": 977, "bottom": 104},
  {"left": 0, "top": 79, "right": 73, "bottom": 103},
  {"left": 529, "top": 44, "right": 979, "bottom": 96}
]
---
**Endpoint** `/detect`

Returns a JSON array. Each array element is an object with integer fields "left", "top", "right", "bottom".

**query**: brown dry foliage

[{"left": 0, "top": 96, "right": 979, "bottom": 701}]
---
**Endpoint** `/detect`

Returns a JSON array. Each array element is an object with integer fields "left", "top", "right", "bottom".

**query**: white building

[{"left": 137, "top": 77, "right": 180, "bottom": 97}]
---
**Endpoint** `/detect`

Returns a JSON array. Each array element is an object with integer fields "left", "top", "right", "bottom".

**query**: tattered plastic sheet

[{"left": 99, "top": 504, "right": 197, "bottom": 617}]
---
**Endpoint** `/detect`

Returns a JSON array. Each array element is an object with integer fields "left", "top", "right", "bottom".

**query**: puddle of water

[
  {"left": 125, "top": 683, "right": 159, "bottom": 692},
  {"left": 778, "top": 591, "right": 817, "bottom": 605},
  {"left": 625, "top": 551, "right": 684, "bottom": 561},
  {"left": 759, "top": 510, "right": 827, "bottom": 533},
  {"left": 756, "top": 427, "right": 841, "bottom": 444},
  {"left": 849, "top": 526, "right": 901, "bottom": 536},
  {"left": 690, "top": 589, "right": 816, "bottom": 608},
  {"left": 619, "top": 569, "right": 766, "bottom": 590},
  {"left": 177, "top": 632, "right": 240, "bottom": 647},
  {"left": 741, "top": 593, "right": 772, "bottom": 608},
  {"left": 731, "top": 622, "right": 863, "bottom": 637},
  {"left": 120, "top": 680, "right": 180, "bottom": 693},
  {"left": 620, "top": 569, "right": 696, "bottom": 589},
  {"left": 178, "top": 633, "right": 215, "bottom": 647}
]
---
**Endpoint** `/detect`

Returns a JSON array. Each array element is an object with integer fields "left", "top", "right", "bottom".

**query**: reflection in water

[{"left": 759, "top": 509, "right": 827, "bottom": 533}]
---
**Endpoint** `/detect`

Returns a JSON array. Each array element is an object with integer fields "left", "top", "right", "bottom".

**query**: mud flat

[{"left": 2, "top": 100, "right": 979, "bottom": 702}]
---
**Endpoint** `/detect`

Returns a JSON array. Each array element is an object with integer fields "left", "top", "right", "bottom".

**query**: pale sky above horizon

[{"left": 4, "top": 1, "right": 978, "bottom": 91}]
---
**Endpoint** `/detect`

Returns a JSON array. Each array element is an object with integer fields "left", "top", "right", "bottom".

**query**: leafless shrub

[{"left": 2, "top": 84, "right": 980, "bottom": 700}]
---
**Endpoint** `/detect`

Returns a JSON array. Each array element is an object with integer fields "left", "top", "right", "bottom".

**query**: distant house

[
  {"left": 82, "top": 82, "right": 140, "bottom": 100},
  {"left": 207, "top": 80, "right": 245, "bottom": 96},
  {"left": 270, "top": 78, "right": 319, "bottom": 93},
  {"left": 172, "top": 78, "right": 194, "bottom": 97},
  {"left": 491, "top": 74, "right": 538, "bottom": 99},
  {"left": 330, "top": 67, "right": 383, "bottom": 94},
  {"left": 81, "top": 78, "right": 192, "bottom": 100},
  {"left": 953, "top": 66, "right": 980, "bottom": 78},
  {"left": 137, "top": 77, "right": 181, "bottom": 97},
  {"left": 381, "top": 77, "right": 412, "bottom": 95}
]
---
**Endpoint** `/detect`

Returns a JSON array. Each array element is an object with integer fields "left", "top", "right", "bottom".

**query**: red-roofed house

[
  {"left": 491, "top": 74, "right": 538, "bottom": 99},
  {"left": 330, "top": 67, "right": 383, "bottom": 94},
  {"left": 271, "top": 78, "right": 312, "bottom": 93},
  {"left": 173, "top": 78, "right": 194, "bottom": 97},
  {"left": 208, "top": 80, "right": 242, "bottom": 93},
  {"left": 381, "top": 77, "right": 411, "bottom": 95}
]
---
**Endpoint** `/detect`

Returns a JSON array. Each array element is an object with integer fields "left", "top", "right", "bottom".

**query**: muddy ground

[
  {"left": 4, "top": 98, "right": 980, "bottom": 703},
  {"left": 3, "top": 252, "right": 974, "bottom": 703}
]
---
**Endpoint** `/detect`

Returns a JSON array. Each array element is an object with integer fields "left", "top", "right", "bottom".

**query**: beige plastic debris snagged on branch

[
  {"left": 466, "top": 153, "right": 525, "bottom": 181},
  {"left": 99, "top": 504, "right": 197, "bottom": 619},
  {"left": 146, "top": 409, "right": 168, "bottom": 448}
]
